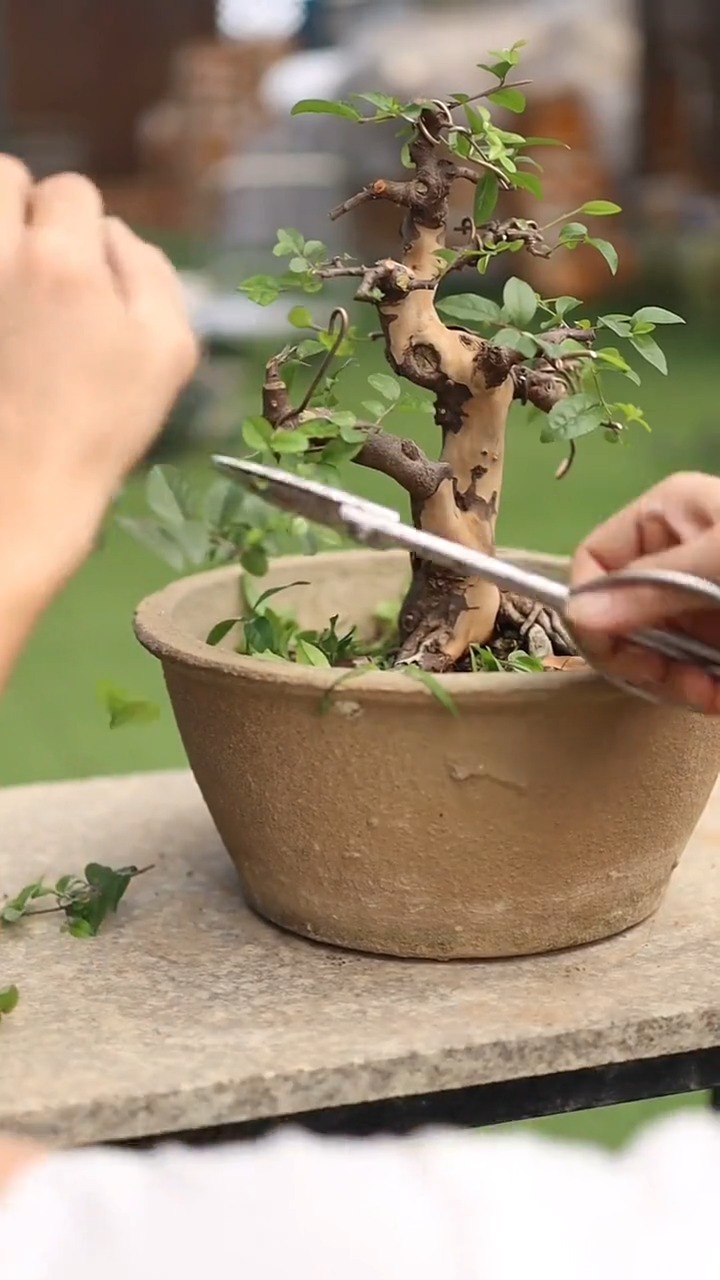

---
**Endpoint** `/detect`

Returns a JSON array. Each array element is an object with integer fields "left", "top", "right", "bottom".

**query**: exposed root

[{"left": 490, "top": 593, "right": 577, "bottom": 662}]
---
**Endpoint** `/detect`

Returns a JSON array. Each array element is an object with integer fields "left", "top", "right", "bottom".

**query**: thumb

[{"left": 568, "top": 529, "right": 720, "bottom": 635}]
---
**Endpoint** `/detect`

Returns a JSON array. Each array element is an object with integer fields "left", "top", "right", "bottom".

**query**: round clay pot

[{"left": 134, "top": 549, "right": 720, "bottom": 959}]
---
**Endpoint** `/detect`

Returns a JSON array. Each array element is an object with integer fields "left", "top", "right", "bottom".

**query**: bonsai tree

[{"left": 127, "top": 41, "right": 683, "bottom": 677}]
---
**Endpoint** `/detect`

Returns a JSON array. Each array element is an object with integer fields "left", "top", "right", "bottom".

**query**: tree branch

[
  {"left": 353, "top": 425, "right": 452, "bottom": 499},
  {"left": 511, "top": 367, "right": 568, "bottom": 413},
  {"left": 451, "top": 163, "right": 510, "bottom": 188},
  {"left": 300, "top": 414, "right": 452, "bottom": 500},
  {"left": 316, "top": 264, "right": 367, "bottom": 280},
  {"left": 330, "top": 178, "right": 416, "bottom": 222}
]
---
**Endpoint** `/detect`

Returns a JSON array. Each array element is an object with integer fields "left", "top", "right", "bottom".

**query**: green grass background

[{"left": 3, "top": 305, "right": 718, "bottom": 1150}]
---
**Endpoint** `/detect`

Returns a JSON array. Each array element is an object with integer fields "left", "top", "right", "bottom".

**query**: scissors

[{"left": 212, "top": 455, "right": 720, "bottom": 702}]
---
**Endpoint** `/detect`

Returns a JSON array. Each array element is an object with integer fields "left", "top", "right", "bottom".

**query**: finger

[
  {"left": 572, "top": 472, "right": 720, "bottom": 588},
  {"left": 103, "top": 217, "right": 185, "bottom": 312},
  {"left": 570, "top": 526, "right": 720, "bottom": 637},
  {"left": 0, "top": 155, "right": 32, "bottom": 252},
  {"left": 30, "top": 172, "right": 104, "bottom": 239}
]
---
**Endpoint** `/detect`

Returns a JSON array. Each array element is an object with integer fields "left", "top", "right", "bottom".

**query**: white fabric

[{"left": 1, "top": 1111, "right": 719, "bottom": 1279}]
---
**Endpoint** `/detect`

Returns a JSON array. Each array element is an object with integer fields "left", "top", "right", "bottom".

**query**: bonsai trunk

[
  {"left": 266, "top": 110, "right": 577, "bottom": 671},
  {"left": 376, "top": 224, "right": 513, "bottom": 669}
]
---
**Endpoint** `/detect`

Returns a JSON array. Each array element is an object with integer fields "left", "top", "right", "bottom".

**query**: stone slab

[{"left": 1, "top": 770, "right": 719, "bottom": 1146}]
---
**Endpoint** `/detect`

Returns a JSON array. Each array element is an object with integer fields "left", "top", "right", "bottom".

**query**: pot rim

[{"left": 134, "top": 547, "right": 611, "bottom": 702}]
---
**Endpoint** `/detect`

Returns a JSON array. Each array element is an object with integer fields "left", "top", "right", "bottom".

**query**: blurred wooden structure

[
  {"left": 2, "top": 0, "right": 293, "bottom": 231},
  {"left": 640, "top": 0, "right": 720, "bottom": 192},
  {"left": 5, "top": 0, "right": 217, "bottom": 175}
]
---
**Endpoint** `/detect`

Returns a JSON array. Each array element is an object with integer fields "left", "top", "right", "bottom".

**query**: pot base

[{"left": 135, "top": 549, "right": 720, "bottom": 961}]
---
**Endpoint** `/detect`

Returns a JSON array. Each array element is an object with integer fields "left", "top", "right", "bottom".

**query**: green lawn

[{"left": 2, "top": 317, "right": 717, "bottom": 1148}]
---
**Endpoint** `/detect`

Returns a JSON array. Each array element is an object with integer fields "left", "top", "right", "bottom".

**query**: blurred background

[{"left": 1, "top": 0, "right": 719, "bottom": 1144}]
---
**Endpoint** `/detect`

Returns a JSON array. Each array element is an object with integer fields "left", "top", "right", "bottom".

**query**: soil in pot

[{"left": 134, "top": 548, "right": 720, "bottom": 960}]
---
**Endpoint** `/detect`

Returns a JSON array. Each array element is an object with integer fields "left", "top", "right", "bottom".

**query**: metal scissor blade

[
  {"left": 212, "top": 455, "right": 401, "bottom": 532},
  {"left": 213, "top": 456, "right": 568, "bottom": 613}
]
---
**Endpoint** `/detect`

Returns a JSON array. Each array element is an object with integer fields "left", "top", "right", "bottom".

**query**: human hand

[
  {"left": 567, "top": 472, "right": 720, "bottom": 713},
  {"left": 0, "top": 1134, "right": 45, "bottom": 1195},
  {"left": 0, "top": 157, "right": 199, "bottom": 599}
]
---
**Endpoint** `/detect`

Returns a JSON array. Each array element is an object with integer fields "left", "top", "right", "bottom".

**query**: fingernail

[{"left": 569, "top": 593, "right": 619, "bottom": 630}]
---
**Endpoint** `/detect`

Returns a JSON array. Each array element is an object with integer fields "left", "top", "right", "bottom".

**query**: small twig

[
  {"left": 5, "top": 865, "right": 156, "bottom": 919},
  {"left": 451, "top": 152, "right": 512, "bottom": 187},
  {"left": 316, "top": 264, "right": 366, "bottom": 280},
  {"left": 286, "top": 308, "right": 350, "bottom": 421},
  {"left": 450, "top": 80, "right": 532, "bottom": 109},
  {"left": 329, "top": 189, "right": 374, "bottom": 221},
  {"left": 555, "top": 441, "right": 577, "bottom": 481}
]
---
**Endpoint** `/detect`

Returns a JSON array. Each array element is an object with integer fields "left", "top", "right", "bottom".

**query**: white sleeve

[{"left": 1, "top": 1111, "right": 718, "bottom": 1280}]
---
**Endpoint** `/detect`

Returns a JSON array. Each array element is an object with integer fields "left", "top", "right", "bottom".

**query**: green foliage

[
  {"left": 502, "top": 276, "right": 538, "bottom": 328},
  {"left": 399, "top": 665, "right": 459, "bottom": 715},
  {"left": 470, "top": 647, "right": 545, "bottom": 673},
  {"left": 1, "top": 864, "right": 150, "bottom": 938},
  {"left": 97, "top": 683, "right": 161, "bottom": 730},
  {"left": 119, "top": 464, "right": 343, "bottom": 579},
  {"left": 437, "top": 283, "right": 684, "bottom": 448},
  {"left": 0, "top": 986, "right": 19, "bottom": 1021},
  {"left": 206, "top": 580, "right": 396, "bottom": 671}
]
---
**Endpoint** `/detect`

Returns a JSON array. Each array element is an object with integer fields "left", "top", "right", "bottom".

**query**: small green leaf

[
  {"left": 512, "top": 170, "right": 543, "bottom": 199},
  {"left": 595, "top": 347, "right": 641, "bottom": 385},
  {"left": 288, "top": 305, "right": 314, "bottom": 329},
  {"left": 329, "top": 410, "right": 358, "bottom": 430},
  {"left": 559, "top": 222, "right": 588, "bottom": 245},
  {"left": 630, "top": 333, "right": 668, "bottom": 375},
  {"left": 174, "top": 520, "right": 211, "bottom": 567},
  {"left": 273, "top": 429, "right": 308, "bottom": 454},
  {"left": 354, "top": 91, "right": 399, "bottom": 114},
  {"left": 273, "top": 228, "right": 305, "bottom": 257},
  {"left": 553, "top": 296, "right": 582, "bottom": 318},
  {"left": 400, "top": 142, "right": 413, "bottom": 169},
  {"left": 295, "top": 639, "right": 332, "bottom": 668},
  {"left": 368, "top": 373, "right": 401, "bottom": 403},
  {"left": 2, "top": 881, "right": 52, "bottom": 924},
  {"left": 400, "top": 666, "right": 458, "bottom": 716},
  {"left": 206, "top": 618, "right": 240, "bottom": 647},
  {"left": 289, "top": 257, "right": 309, "bottom": 274},
  {"left": 362, "top": 399, "right": 389, "bottom": 421},
  {"left": 473, "top": 172, "right": 500, "bottom": 224},
  {"left": 632, "top": 306, "right": 685, "bottom": 326},
  {"left": 506, "top": 651, "right": 545, "bottom": 673},
  {"left": 0, "top": 986, "right": 19, "bottom": 1016},
  {"left": 502, "top": 276, "right": 537, "bottom": 327},
  {"left": 246, "top": 581, "right": 309, "bottom": 615},
  {"left": 321, "top": 438, "right": 364, "bottom": 467},
  {"left": 241, "top": 546, "right": 270, "bottom": 577},
  {"left": 239, "top": 275, "right": 281, "bottom": 306},
  {"left": 494, "top": 328, "right": 537, "bottom": 357},
  {"left": 544, "top": 393, "right": 606, "bottom": 442},
  {"left": 116, "top": 518, "right": 187, "bottom": 572},
  {"left": 523, "top": 136, "right": 569, "bottom": 149},
  {"left": 438, "top": 294, "right": 502, "bottom": 326},
  {"left": 578, "top": 200, "right": 622, "bottom": 216},
  {"left": 67, "top": 919, "right": 94, "bottom": 939},
  {"left": 291, "top": 98, "right": 360, "bottom": 120},
  {"left": 471, "top": 646, "right": 503, "bottom": 672},
  {"left": 145, "top": 466, "right": 193, "bottom": 526},
  {"left": 588, "top": 237, "right": 619, "bottom": 275},
  {"left": 242, "top": 416, "right": 274, "bottom": 452},
  {"left": 97, "top": 683, "right": 161, "bottom": 730},
  {"left": 487, "top": 87, "right": 526, "bottom": 113},
  {"left": 598, "top": 313, "right": 632, "bottom": 337}
]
